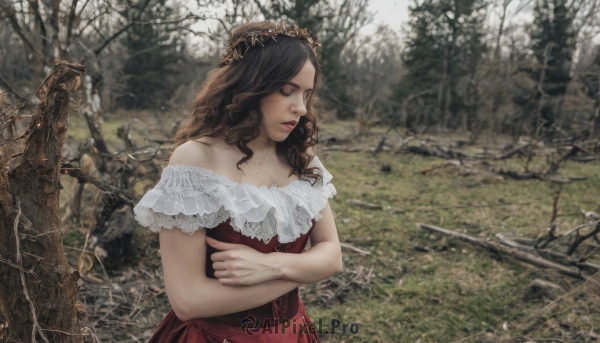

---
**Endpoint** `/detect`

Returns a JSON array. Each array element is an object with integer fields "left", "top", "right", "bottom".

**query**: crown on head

[{"left": 219, "top": 21, "right": 321, "bottom": 67}]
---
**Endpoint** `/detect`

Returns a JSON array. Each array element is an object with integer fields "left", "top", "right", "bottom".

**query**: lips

[{"left": 282, "top": 120, "right": 297, "bottom": 133}]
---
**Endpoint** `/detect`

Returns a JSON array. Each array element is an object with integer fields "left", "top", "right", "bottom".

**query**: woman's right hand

[{"left": 207, "top": 236, "right": 287, "bottom": 286}]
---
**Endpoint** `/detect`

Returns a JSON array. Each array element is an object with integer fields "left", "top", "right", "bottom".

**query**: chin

[
  {"left": 271, "top": 135, "right": 289, "bottom": 142},
  {"left": 268, "top": 132, "right": 291, "bottom": 142}
]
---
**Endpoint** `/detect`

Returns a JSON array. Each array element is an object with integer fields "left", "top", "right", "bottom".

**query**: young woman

[{"left": 134, "top": 21, "right": 342, "bottom": 342}]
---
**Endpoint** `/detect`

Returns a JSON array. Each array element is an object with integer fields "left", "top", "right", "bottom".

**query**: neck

[{"left": 247, "top": 132, "right": 274, "bottom": 153}]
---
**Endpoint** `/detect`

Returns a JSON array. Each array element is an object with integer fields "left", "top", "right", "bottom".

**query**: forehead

[{"left": 288, "top": 59, "right": 315, "bottom": 88}]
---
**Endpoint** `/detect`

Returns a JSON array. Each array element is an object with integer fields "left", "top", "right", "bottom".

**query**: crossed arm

[{"left": 160, "top": 200, "right": 342, "bottom": 321}]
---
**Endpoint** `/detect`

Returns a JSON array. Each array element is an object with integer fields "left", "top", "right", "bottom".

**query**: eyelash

[{"left": 280, "top": 89, "right": 311, "bottom": 101}]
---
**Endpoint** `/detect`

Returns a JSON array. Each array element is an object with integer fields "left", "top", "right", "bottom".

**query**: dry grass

[{"left": 57, "top": 115, "right": 600, "bottom": 343}]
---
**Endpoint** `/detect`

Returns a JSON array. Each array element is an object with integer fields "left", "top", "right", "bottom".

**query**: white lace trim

[{"left": 133, "top": 155, "right": 336, "bottom": 243}]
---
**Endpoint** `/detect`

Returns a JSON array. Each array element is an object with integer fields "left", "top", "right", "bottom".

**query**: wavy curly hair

[{"left": 172, "top": 22, "right": 322, "bottom": 184}]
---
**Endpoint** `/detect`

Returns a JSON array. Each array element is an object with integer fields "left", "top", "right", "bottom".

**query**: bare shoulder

[{"left": 168, "top": 138, "right": 216, "bottom": 168}]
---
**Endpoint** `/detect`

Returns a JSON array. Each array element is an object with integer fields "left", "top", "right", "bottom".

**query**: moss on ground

[
  {"left": 61, "top": 117, "right": 600, "bottom": 342},
  {"left": 302, "top": 123, "right": 600, "bottom": 342}
]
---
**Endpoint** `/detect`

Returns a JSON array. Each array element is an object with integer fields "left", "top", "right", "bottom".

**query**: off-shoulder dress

[{"left": 133, "top": 155, "right": 337, "bottom": 343}]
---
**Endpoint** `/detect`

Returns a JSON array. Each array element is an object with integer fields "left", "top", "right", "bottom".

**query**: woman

[{"left": 134, "top": 21, "right": 342, "bottom": 342}]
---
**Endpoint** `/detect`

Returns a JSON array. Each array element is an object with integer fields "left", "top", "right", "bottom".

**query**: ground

[{"left": 59, "top": 111, "right": 600, "bottom": 343}]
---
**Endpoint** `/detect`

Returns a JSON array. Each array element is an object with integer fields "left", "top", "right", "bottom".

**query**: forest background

[{"left": 1, "top": 0, "right": 600, "bottom": 342}]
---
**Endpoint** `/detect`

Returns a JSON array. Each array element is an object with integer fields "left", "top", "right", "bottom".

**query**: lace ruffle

[{"left": 133, "top": 156, "right": 336, "bottom": 243}]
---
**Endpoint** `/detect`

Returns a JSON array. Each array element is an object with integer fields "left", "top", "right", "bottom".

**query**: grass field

[
  {"left": 60, "top": 114, "right": 600, "bottom": 343},
  {"left": 304, "top": 122, "right": 600, "bottom": 342}
]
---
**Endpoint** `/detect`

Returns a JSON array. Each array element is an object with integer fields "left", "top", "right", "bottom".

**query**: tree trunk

[{"left": 0, "top": 61, "right": 87, "bottom": 343}]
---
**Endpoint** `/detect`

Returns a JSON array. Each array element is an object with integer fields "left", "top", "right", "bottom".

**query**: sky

[
  {"left": 362, "top": 0, "right": 410, "bottom": 35},
  {"left": 189, "top": 0, "right": 411, "bottom": 40}
]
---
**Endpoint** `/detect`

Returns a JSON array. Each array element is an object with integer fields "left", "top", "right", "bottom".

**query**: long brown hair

[{"left": 172, "top": 22, "right": 322, "bottom": 184}]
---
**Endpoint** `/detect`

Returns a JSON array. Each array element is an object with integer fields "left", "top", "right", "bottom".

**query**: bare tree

[
  {"left": 342, "top": 25, "right": 403, "bottom": 135},
  {"left": 0, "top": 62, "right": 89, "bottom": 343}
]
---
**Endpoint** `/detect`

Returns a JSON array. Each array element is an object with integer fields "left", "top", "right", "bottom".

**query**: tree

[
  {"left": 0, "top": 62, "right": 88, "bottom": 343},
  {"left": 254, "top": 0, "right": 373, "bottom": 117},
  {"left": 397, "top": 0, "right": 489, "bottom": 131},
  {"left": 117, "top": 0, "right": 198, "bottom": 109},
  {"left": 518, "top": 0, "right": 577, "bottom": 134},
  {"left": 341, "top": 25, "right": 403, "bottom": 134},
  {"left": 530, "top": 0, "right": 576, "bottom": 97}
]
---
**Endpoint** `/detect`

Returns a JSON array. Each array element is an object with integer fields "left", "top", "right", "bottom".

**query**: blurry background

[
  {"left": 3, "top": 0, "right": 600, "bottom": 136},
  {"left": 2, "top": 0, "right": 600, "bottom": 342}
]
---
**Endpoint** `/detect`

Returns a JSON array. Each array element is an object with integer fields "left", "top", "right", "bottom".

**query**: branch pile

[{"left": 417, "top": 210, "right": 600, "bottom": 281}]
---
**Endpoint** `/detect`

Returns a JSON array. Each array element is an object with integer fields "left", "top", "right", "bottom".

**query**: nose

[{"left": 291, "top": 96, "right": 307, "bottom": 116}]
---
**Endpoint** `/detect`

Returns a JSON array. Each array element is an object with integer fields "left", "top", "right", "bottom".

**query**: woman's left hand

[{"left": 206, "top": 236, "right": 281, "bottom": 286}]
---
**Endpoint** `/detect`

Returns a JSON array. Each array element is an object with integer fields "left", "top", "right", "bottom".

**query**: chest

[{"left": 212, "top": 151, "right": 300, "bottom": 188}]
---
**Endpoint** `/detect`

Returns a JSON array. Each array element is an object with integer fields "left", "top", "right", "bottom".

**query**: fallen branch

[
  {"left": 493, "top": 143, "right": 531, "bottom": 160},
  {"left": 346, "top": 199, "right": 382, "bottom": 210},
  {"left": 340, "top": 243, "right": 371, "bottom": 256},
  {"left": 60, "top": 163, "right": 135, "bottom": 206},
  {"left": 417, "top": 223, "right": 589, "bottom": 280},
  {"left": 496, "top": 234, "right": 600, "bottom": 273}
]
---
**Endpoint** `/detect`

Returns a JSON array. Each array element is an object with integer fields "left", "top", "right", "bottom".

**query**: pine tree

[
  {"left": 118, "top": 0, "right": 191, "bottom": 109},
  {"left": 397, "top": 0, "right": 488, "bottom": 130},
  {"left": 529, "top": 0, "right": 575, "bottom": 96},
  {"left": 520, "top": 0, "right": 576, "bottom": 133}
]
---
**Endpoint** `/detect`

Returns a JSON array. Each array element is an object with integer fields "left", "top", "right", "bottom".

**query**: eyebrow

[{"left": 284, "top": 81, "right": 313, "bottom": 92}]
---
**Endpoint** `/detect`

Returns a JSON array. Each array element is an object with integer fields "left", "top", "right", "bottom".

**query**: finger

[
  {"left": 218, "top": 278, "right": 238, "bottom": 286},
  {"left": 212, "top": 252, "right": 240, "bottom": 262},
  {"left": 214, "top": 270, "right": 229, "bottom": 278},
  {"left": 206, "top": 237, "right": 244, "bottom": 250},
  {"left": 212, "top": 262, "right": 227, "bottom": 270}
]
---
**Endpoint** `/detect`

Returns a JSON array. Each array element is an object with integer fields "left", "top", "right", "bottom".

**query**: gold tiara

[{"left": 219, "top": 21, "right": 321, "bottom": 67}]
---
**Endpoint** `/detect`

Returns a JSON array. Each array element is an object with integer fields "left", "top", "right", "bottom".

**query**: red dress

[
  {"left": 147, "top": 217, "right": 320, "bottom": 343},
  {"left": 133, "top": 156, "right": 336, "bottom": 343}
]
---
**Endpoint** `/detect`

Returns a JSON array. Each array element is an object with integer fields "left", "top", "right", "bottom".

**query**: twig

[
  {"left": 78, "top": 189, "right": 103, "bottom": 274},
  {"left": 567, "top": 220, "right": 600, "bottom": 256},
  {"left": 560, "top": 219, "right": 600, "bottom": 237},
  {"left": 0, "top": 133, "right": 26, "bottom": 147},
  {"left": 127, "top": 284, "right": 145, "bottom": 319},
  {"left": 14, "top": 199, "right": 50, "bottom": 343},
  {"left": 550, "top": 185, "right": 562, "bottom": 224},
  {"left": 346, "top": 199, "right": 382, "bottom": 210},
  {"left": 340, "top": 243, "right": 371, "bottom": 256},
  {"left": 92, "top": 252, "right": 114, "bottom": 327},
  {"left": 410, "top": 202, "right": 530, "bottom": 211},
  {"left": 0, "top": 256, "right": 38, "bottom": 276}
]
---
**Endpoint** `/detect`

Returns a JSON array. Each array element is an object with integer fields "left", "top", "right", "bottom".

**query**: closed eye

[{"left": 280, "top": 89, "right": 293, "bottom": 96}]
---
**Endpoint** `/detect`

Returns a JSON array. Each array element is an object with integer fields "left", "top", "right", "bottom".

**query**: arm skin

[
  {"left": 207, "top": 200, "right": 343, "bottom": 285},
  {"left": 208, "top": 148, "right": 343, "bottom": 285},
  {"left": 160, "top": 141, "right": 299, "bottom": 321},
  {"left": 268, "top": 200, "right": 343, "bottom": 284},
  {"left": 160, "top": 225, "right": 300, "bottom": 321},
  {"left": 160, "top": 142, "right": 341, "bottom": 320}
]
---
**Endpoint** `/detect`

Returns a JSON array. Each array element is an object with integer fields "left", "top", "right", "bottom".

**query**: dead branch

[
  {"left": 493, "top": 143, "right": 531, "bottom": 160},
  {"left": 340, "top": 242, "right": 372, "bottom": 256},
  {"left": 346, "top": 199, "right": 383, "bottom": 210},
  {"left": 496, "top": 233, "right": 600, "bottom": 274},
  {"left": 60, "top": 163, "right": 135, "bottom": 206},
  {"left": 417, "top": 223, "right": 589, "bottom": 280},
  {"left": 567, "top": 220, "right": 600, "bottom": 256}
]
